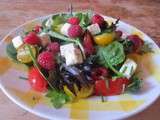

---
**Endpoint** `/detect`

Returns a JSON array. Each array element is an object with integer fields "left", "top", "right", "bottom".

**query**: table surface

[{"left": 0, "top": 0, "right": 160, "bottom": 120}]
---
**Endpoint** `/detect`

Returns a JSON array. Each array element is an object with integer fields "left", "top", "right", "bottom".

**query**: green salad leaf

[
  {"left": 75, "top": 12, "right": 91, "bottom": 28},
  {"left": 46, "top": 90, "right": 71, "bottom": 108},
  {"left": 6, "top": 43, "right": 18, "bottom": 62},
  {"left": 127, "top": 74, "right": 142, "bottom": 93},
  {"left": 97, "top": 41, "right": 125, "bottom": 76},
  {"left": 139, "top": 42, "right": 153, "bottom": 55},
  {"left": 97, "top": 41, "right": 125, "bottom": 66}
]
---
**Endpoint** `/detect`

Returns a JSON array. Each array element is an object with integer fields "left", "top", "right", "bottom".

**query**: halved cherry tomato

[
  {"left": 83, "top": 30, "right": 95, "bottom": 56},
  {"left": 95, "top": 79, "right": 109, "bottom": 96},
  {"left": 28, "top": 67, "right": 48, "bottom": 92},
  {"left": 94, "top": 32, "right": 115, "bottom": 46},
  {"left": 109, "top": 77, "right": 129, "bottom": 95}
]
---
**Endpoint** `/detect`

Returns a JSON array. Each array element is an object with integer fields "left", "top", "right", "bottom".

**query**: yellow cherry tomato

[
  {"left": 94, "top": 32, "right": 115, "bottom": 46},
  {"left": 17, "top": 45, "right": 36, "bottom": 63}
]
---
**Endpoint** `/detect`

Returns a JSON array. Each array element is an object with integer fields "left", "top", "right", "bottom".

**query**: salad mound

[{"left": 6, "top": 11, "right": 153, "bottom": 108}]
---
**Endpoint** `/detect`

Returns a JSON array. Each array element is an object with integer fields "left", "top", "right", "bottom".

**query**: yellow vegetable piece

[
  {"left": 17, "top": 45, "right": 36, "bottom": 63},
  {"left": 63, "top": 85, "right": 75, "bottom": 99},
  {"left": 94, "top": 32, "right": 115, "bottom": 46},
  {"left": 52, "top": 24, "right": 63, "bottom": 33},
  {"left": 76, "top": 85, "right": 94, "bottom": 99}
]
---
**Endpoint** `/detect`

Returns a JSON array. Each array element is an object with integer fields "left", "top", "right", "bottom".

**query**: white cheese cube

[
  {"left": 87, "top": 23, "right": 101, "bottom": 35},
  {"left": 60, "top": 43, "right": 75, "bottom": 57},
  {"left": 45, "top": 18, "right": 53, "bottom": 28},
  {"left": 12, "top": 36, "right": 24, "bottom": 49},
  {"left": 119, "top": 58, "right": 137, "bottom": 79},
  {"left": 39, "top": 32, "right": 51, "bottom": 47},
  {"left": 60, "top": 43, "right": 83, "bottom": 66},
  {"left": 60, "top": 23, "right": 72, "bottom": 37}
]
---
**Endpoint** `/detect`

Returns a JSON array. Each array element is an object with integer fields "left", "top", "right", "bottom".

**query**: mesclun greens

[
  {"left": 127, "top": 74, "right": 142, "bottom": 92},
  {"left": 97, "top": 41, "right": 125, "bottom": 76},
  {"left": 139, "top": 42, "right": 153, "bottom": 55},
  {"left": 6, "top": 43, "right": 18, "bottom": 62},
  {"left": 46, "top": 90, "right": 71, "bottom": 108}
]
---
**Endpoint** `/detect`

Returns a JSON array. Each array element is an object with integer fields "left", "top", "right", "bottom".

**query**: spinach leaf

[
  {"left": 97, "top": 41, "right": 125, "bottom": 76},
  {"left": 6, "top": 43, "right": 18, "bottom": 62},
  {"left": 46, "top": 90, "right": 71, "bottom": 108},
  {"left": 97, "top": 41, "right": 125, "bottom": 66}
]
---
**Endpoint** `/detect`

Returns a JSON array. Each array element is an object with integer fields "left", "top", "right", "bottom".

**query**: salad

[{"left": 6, "top": 10, "right": 153, "bottom": 108}]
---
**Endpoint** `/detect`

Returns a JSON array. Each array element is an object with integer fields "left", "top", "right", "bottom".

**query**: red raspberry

[
  {"left": 24, "top": 32, "right": 40, "bottom": 45},
  {"left": 68, "top": 25, "right": 83, "bottom": 38},
  {"left": 37, "top": 51, "right": 55, "bottom": 70},
  {"left": 67, "top": 17, "right": 80, "bottom": 25},
  {"left": 91, "top": 67, "right": 108, "bottom": 81},
  {"left": 47, "top": 42, "right": 60, "bottom": 54},
  {"left": 34, "top": 25, "right": 42, "bottom": 33},
  {"left": 115, "top": 30, "right": 123, "bottom": 38},
  {"left": 91, "top": 14, "right": 105, "bottom": 27},
  {"left": 127, "top": 35, "right": 144, "bottom": 52}
]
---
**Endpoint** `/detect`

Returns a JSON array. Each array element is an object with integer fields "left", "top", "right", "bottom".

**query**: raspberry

[
  {"left": 127, "top": 35, "right": 144, "bottom": 52},
  {"left": 67, "top": 17, "right": 80, "bottom": 25},
  {"left": 34, "top": 25, "right": 42, "bottom": 33},
  {"left": 115, "top": 30, "right": 123, "bottom": 38},
  {"left": 91, "top": 14, "right": 105, "bottom": 27},
  {"left": 24, "top": 32, "right": 40, "bottom": 45},
  {"left": 47, "top": 42, "right": 60, "bottom": 54},
  {"left": 68, "top": 25, "right": 83, "bottom": 38},
  {"left": 37, "top": 51, "right": 55, "bottom": 70}
]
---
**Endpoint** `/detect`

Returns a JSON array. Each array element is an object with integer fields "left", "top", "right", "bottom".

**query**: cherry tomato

[
  {"left": 95, "top": 79, "right": 109, "bottom": 96},
  {"left": 109, "top": 77, "right": 129, "bottom": 95},
  {"left": 94, "top": 32, "right": 115, "bottom": 46},
  {"left": 83, "top": 30, "right": 95, "bottom": 56},
  {"left": 28, "top": 67, "right": 48, "bottom": 92}
]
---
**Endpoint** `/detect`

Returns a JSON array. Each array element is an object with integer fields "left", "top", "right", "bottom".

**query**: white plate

[{"left": 0, "top": 14, "right": 160, "bottom": 120}]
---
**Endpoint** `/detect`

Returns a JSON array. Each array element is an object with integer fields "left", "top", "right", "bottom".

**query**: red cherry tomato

[
  {"left": 109, "top": 77, "right": 129, "bottom": 95},
  {"left": 28, "top": 67, "right": 48, "bottom": 92},
  {"left": 95, "top": 79, "right": 109, "bottom": 96},
  {"left": 83, "top": 30, "right": 95, "bottom": 56}
]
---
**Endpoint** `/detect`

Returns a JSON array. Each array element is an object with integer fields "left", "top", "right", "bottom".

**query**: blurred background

[{"left": 0, "top": 0, "right": 160, "bottom": 120}]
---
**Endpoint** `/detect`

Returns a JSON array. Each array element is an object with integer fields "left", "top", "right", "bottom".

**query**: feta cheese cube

[
  {"left": 39, "top": 32, "right": 51, "bottom": 47},
  {"left": 12, "top": 36, "right": 24, "bottom": 49},
  {"left": 119, "top": 58, "right": 137, "bottom": 79},
  {"left": 60, "top": 43, "right": 83, "bottom": 66},
  {"left": 60, "top": 23, "right": 72, "bottom": 37},
  {"left": 87, "top": 23, "right": 101, "bottom": 35}
]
